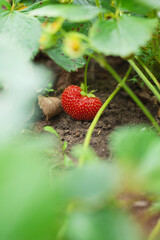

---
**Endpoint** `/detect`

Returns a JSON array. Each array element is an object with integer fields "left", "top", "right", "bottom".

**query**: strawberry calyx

[
  {"left": 80, "top": 82, "right": 97, "bottom": 98},
  {"left": 80, "top": 90, "right": 96, "bottom": 98}
]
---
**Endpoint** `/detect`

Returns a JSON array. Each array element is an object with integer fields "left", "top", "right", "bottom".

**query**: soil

[{"left": 33, "top": 57, "right": 158, "bottom": 159}]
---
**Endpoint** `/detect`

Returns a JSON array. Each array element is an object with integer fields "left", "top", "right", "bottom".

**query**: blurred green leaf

[
  {"left": 0, "top": 136, "right": 62, "bottom": 240},
  {"left": 63, "top": 141, "right": 68, "bottom": 151},
  {"left": 119, "top": 0, "right": 160, "bottom": 13},
  {"left": 19, "top": 0, "right": 35, "bottom": 5},
  {"left": 45, "top": 39, "right": 86, "bottom": 72},
  {"left": 109, "top": 126, "right": 158, "bottom": 168},
  {"left": 109, "top": 126, "right": 160, "bottom": 194},
  {"left": 73, "top": 0, "right": 95, "bottom": 6},
  {"left": 21, "top": 0, "right": 57, "bottom": 12},
  {"left": 149, "top": 201, "right": 160, "bottom": 215},
  {"left": 44, "top": 126, "right": 59, "bottom": 138},
  {"left": 138, "top": 141, "right": 160, "bottom": 194},
  {"left": 0, "top": 35, "right": 51, "bottom": 141},
  {"left": 89, "top": 15, "right": 158, "bottom": 57},
  {"left": 100, "top": 0, "right": 115, "bottom": 12},
  {"left": 63, "top": 21, "right": 91, "bottom": 35},
  {"left": 64, "top": 209, "right": 143, "bottom": 240},
  {"left": 64, "top": 154, "right": 74, "bottom": 167},
  {"left": 54, "top": 162, "right": 119, "bottom": 205},
  {"left": 118, "top": 0, "right": 151, "bottom": 14},
  {"left": 0, "top": 0, "right": 11, "bottom": 13},
  {"left": 71, "top": 144, "right": 98, "bottom": 163},
  {"left": 29, "top": 5, "right": 105, "bottom": 22},
  {"left": 0, "top": 11, "right": 41, "bottom": 59}
]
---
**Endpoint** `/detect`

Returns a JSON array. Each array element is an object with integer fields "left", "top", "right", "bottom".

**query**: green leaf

[
  {"left": 0, "top": 11, "right": 41, "bottom": 59},
  {"left": 109, "top": 126, "right": 158, "bottom": 169},
  {"left": 54, "top": 162, "right": 119, "bottom": 205},
  {"left": 44, "top": 126, "right": 59, "bottom": 138},
  {"left": 0, "top": 34, "right": 51, "bottom": 140},
  {"left": 138, "top": 141, "right": 160, "bottom": 194},
  {"left": 19, "top": 0, "right": 35, "bottom": 5},
  {"left": 63, "top": 21, "right": 91, "bottom": 36},
  {"left": 0, "top": 137, "right": 61, "bottom": 240},
  {"left": 119, "top": 0, "right": 160, "bottom": 13},
  {"left": 64, "top": 209, "right": 143, "bottom": 240},
  {"left": 45, "top": 39, "right": 86, "bottom": 72},
  {"left": 21, "top": 0, "right": 57, "bottom": 12},
  {"left": 71, "top": 144, "right": 98, "bottom": 164},
  {"left": 0, "top": 0, "right": 11, "bottom": 13},
  {"left": 63, "top": 141, "right": 68, "bottom": 151},
  {"left": 89, "top": 15, "right": 158, "bottom": 57},
  {"left": 64, "top": 154, "right": 74, "bottom": 167},
  {"left": 29, "top": 5, "right": 105, "bottom": 22},
  {"left": 119, "top": 1, "right": 151, "bottom": 14},
  {"left": 14, "top": 0, "right": 21, "bottom": 4},
  {"left": 143, "top": 0, "right": 160, "bottom": 8},
  {"left": 73, "top": 0, "right": 95, "bottom": 6},
  {"left": 100, "top": 0, "right": 115, "bottom": 12},
  {"left": 109, "top": 126, "right": 160, "bottom": 194}
]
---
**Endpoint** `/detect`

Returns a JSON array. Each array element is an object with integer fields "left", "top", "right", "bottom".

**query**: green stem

[
  {"left": 95, "top": 54, "right": 160, "bottom": 133},
  {"left": 78, "top": 66, "right": 132, "bottom": 167},
  {"left": 148, "top": 220, "right": 160, "bottom": 240},
  {"left": 94, "top": 0, "right": 103, "bottom": 20},
  {"left": 128, "top": 59, "right": 160, "bottom": 102},
  {"left": 135, "top": 56, "right": 160, "bottom": 91},
  {"left": 154, "top": 56, "right": 160, "bottom": 65},
  {"left": 11, "top": 0, "right": 15, "bottom": 11},
  {"left": 84, "top": 66, "right": 132, "bottom": 149},
  {"left": 84, "top": 55, "right": 92, "bottom": 93}
]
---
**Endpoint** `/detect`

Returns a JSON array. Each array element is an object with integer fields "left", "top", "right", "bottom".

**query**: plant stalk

[
  {"left": 78, "top": 66, "right": 132, "bottom": 166},
  {"left": 95, "top": 54, "right": 160, "bottom": 133},
  {"left": 154, "top": 56, "right": 160, "bottom": 65},
  {"left": 148, "top": 220, "right": 160, "bottom": 240},
  {"left": 84, "top": 66, "right": 132, "bottom": 149},
  {"left": 128, "top": 59, "right": 160, "bottom": 102},
  {"left": 11, "top": 1, "right": 15, "bottom": 11},
  {"left": 84, "top": 55, "right": 92, "bottom": 93},
  {"left": 135, "top": 56, "right": 160, "bottom": 91}
]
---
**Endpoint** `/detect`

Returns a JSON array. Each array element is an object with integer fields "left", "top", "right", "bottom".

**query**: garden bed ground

[{"left": 33, "top": 57, "right": 158, "bottom": 158}]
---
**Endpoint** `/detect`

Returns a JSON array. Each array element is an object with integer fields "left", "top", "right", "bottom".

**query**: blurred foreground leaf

[
  {"left": 0, "top": 136, "right": 62, "bottom": 240},
  {"left": 0, "top": 0, "right": 11, "bottom": 13},
  {"left": 64, "top": 209, "right": 143, "bottom": 240},
  {"left": 0, "top": 11, "right": 41, "bottom": 58},
  {"left": 109, "top": 126, "right": 158, "bottom": 167},
  {"left": 53, "top": 162, "right": 119, "bottom": 205},
  {"left": 109, "top": 126, "right": 160, "bottom": 194},
  {"left": 0, "top": 35, "right": 51, "bottom": 141}
]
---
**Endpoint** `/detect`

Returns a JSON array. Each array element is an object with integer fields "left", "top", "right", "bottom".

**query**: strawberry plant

[
  {"left": 10, "top": 0, "right": 158, "bottom": 137},
  {"left": 2, "top": 0, "right": 159, "bottom": 131}
]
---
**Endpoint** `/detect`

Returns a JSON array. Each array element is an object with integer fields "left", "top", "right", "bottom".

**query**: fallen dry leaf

[
  {"left": 138, "top": 90, "right": 151, "bottom": 101},
  {"left": 38, "top": 95, "right": 62, "bottom": 121}
]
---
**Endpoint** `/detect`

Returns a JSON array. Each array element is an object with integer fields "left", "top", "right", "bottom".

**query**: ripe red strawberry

[{"left": 61, "top": 85, "right": 102, "bottom": 120}]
